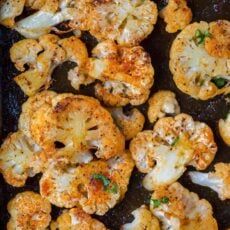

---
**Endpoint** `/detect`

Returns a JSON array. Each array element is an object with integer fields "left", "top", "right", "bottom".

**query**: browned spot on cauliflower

[
  {"left": 108, "top": 107, "right": 145, "bottom": 140},
  {"left": 50, "top": 207, "right": 107, "bottom": 230},
  {"left": 148, "top": 90, "right": 180, "bottom": 123},
  {"left": 189, "top": 162, "right": 230, "bottom": 200},
  {"left": 160, "top": 0, "right": 192, "bottom": 33},
  {"left": 7, "top": 191, "right": 51, "bottom": 230},
  {"left": 0, "top": 131, "right": 43, "bottom": 187},
  {"left": 219, "top": 112, "right": 230, "bottom": 146},
  {"left": 150, "top": 182, "right": 218, "bottom": 230},
  {"left": 130, "top": 114, "right": 217, "bottom": 190}
]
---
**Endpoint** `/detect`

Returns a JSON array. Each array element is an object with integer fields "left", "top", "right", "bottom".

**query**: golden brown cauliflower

[
  {"left": 40, "top": 151, "right": 134, "bottom": 215},
  {"left": 7, "top": 191, "right": 51, "bottom": 230},
  {"left": 148, "top": 90, "right": 180, "bottom": 123},
  {"left": 150, "top": 182, "right": 218, "bottom": 230},
  {"left": 50, "top": 207, "right": 107, "bottom": 230},
  {"left": 108, "top": 107, "right": 145, "bottom": 140},
  {"left": 10, "top": 35, "right": 88, "bottom": 96},
  {"left": 0, "top": 131, "right": 43, "bottom": 187},
  {"left": 130, "top": 113, "right": 217, "bottom": 190},
  {"left": 121, "top": 205, "right": 160, "bottom": 230},
  {"left": 219, "top": 112, "right": 230, "bottom": 146},
  {"left": 170, "top": 20, "right": 230, "bottom": 100},
  {"left": 84, "top": 40, "right": 154, "bottom": 106},
  {"left": 189, "top": 162, "right": 230, "bottom": 200},
  {"left": 160, "top": 0, "right": 192, "bottom": 33}
]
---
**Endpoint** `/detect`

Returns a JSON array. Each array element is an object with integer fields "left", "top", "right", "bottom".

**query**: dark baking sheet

[{"left": 0, "top": 0, "right": 230, "bottom": 229}]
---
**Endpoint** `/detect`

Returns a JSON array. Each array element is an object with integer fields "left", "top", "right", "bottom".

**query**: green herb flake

[
  {"left": 150, "top": 199, "right": 161, "bottom": 208},
  {"left": 161, "top": 196, "right": 169, "bottom": 204},
  {"left": 106, "top": 183, "right": 118, "bottom": 194},
  {"left": 193, "top": 29, "right": 211, "bottom": 45},
  {"left": 171, "top": 136, "right": 179, "bottom": 146},
  {"left": 211, "top": 77, "right": 228, "bottom": 89},
  {"left": 92, "top": 173, "right": 111, "bottom": 188}
]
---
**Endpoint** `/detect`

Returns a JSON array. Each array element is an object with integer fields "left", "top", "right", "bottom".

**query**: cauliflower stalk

[
  {"left": 219, "top": 112, "right": 230, "bottom": 146},
  {"left": 189, "top": 163, "right": 230, "bottom": 200},
  {"left": 130, "top": 113, "right": 217, "bottom": 190}
]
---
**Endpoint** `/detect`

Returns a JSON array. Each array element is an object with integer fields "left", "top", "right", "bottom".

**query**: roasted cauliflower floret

[
  {"left": 30, "top": 93, "right": 125, "bottom": 161},
  {"left": 7, "top": 191, "right": 51, "bottom": 230},
  {"left": 50, "top": 207, "right": 107, "bottom": 230},
  {"left": 170, "top": 20, "right": 230, "bottom": 100},
  {"left": 130, "top": 113, "right": 217, "bottom": 190},
  {"left": 219, "top": 112, "right": 230, "bottom": 146},
  {"left": 189, "top": 162, "right": 230, "bottom": 200},
  {"left": 84, "top": 40, "right": 154, "bottom": 106},
  {"left": 150, "top": 182, "right": 218, "bottom": 230},
  {"left": 10, "top": 35, "right": 88, "bottom": 96},
  {"left": 109, "top": 107, "right": 145, "bottom": 140},
  {"left": 160, "top": 0, "right": 192, "bottom": 33},
  {"left": 0, "top": 131, "right": 42, "bottom": 187},
  {"left": 0, "top": 0, "right": 25, "bottom": 27},
  {"left": 40, "top": 152, "right": 134, "bottom": 214},
  {"left": 121, "top": 205, "right": 160, "bottom": 230},
  {"left": 147, "top": 90, "right": 180, "bottom": 123}
]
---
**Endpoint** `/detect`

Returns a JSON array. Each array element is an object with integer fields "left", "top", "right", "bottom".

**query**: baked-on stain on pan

[{"left": 0, "top": 0, "right": 230, "bottom": 229}]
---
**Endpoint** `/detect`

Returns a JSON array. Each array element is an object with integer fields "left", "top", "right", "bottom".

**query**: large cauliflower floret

[
  {"left": 40, "top": 151, "right": 134, "bottom": 215},
  {"left": 219, "top": 112, "right": 230, "bottom": 146},
  {"left": 130, "top": 113, "right": 217, "bottom": 190},
  {"left": 170, "top": 20, "right": 230, "bottom": 100},
  {"left": 29, "top": 93, "right": 125, "bottom": 161},
  {"left": 150, "top": 182, "right": 218, "bottom": 230},
  {"left": 121, "top": 205, "right": 160, "bottom": 230},
  {"left": 0, "top": 131, "right": 43, "bottom": 187},
  {"left": 160, "top": 0, "right": 192, "bottom": 33},
  {"left": 10, "top": 35, "right": 88, "bottom": 96},
  {"left": 50, "top": 207, "right": 107, "bottom": 230},
  {"left": 148, "top": 90, "right": 180, "bottom": 123},
  {"left": 83, "top": 40, "right": 154, "bottom": 106},
  {"left": 7, "top": 191, "right": 51, "bottom": 230},
  {"left": 189, "top": 162, "right": 230, "bottom": 200},
  {"left": 108, "top": 107, "right": 145, "bottom": 140}
]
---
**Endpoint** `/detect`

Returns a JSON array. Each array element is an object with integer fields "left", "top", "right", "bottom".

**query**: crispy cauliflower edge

[{"left": 219, "top": 112, "right": 230, "bottom": 146}]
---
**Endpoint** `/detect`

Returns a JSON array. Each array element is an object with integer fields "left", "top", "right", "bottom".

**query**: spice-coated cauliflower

[
  {"left": 160, "top": 0, "right": 192, "bottom": 33},
  {"left": 148, "top": 90, "right": 180, "bottom": 123},
  {"left": 189, "top": 162, "right": 230, "bottom": 200},
  {"left": 130, "top": 113, "right": 217, "bottom": 190},
  {"left": 0, "top": 131, "right": 43, "bottom": 187},
  {"left": 10, "top": 35, "right": 88, "bottom": 96},
  {"left": 109, "top": 107, "right": 145, "bottom": 140},
  {"left": 219, "top": 112, "right": 230, "bottom": 146},
  {"left": 150, "top": 182, "right": 218, "bottom": 230},
  {"left": 170, "top": 20, "right": 230, "bottom": 100},
  {"left": 50, "top": 207, "right": 107, "bottom": 230},
  {"left": 7, "top": 191, "right": 51, "bottom": 230},
  {"left": 40, "top": 151, "right": 134, "bottom": 215},
  {"left": 82, "top": 40, "right": 154, "bottom": 106},
  {"left": 121, "top": 205, "right": 160, "bottom": 230}
]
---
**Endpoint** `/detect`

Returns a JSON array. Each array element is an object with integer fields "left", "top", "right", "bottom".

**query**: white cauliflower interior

[
  {"left": 0, "top": 131, "right": 42, "bottom": 187},
  {"left": 150, "top": 182, "right": 218, "bottom": 230},
  {"left": 189, "top": 162, "right": 230, "bottom": 200},
  {"left": 219, "top": 112, "right": 230, "bottom": 146},
  {"left": 121, "top": 205, "right": 160, "bottom": 230},
  {"left": 170, "top": 20, "right": 230, "bottom": 100},
  {"left": 148, "top": 90, "right": 180, "bottom": 123},
  {"left": 7, "top": 191, "right": 51, "bottom": 230},
  {"left": 130, "top": 113, "right": 217, "bottom": 190}
]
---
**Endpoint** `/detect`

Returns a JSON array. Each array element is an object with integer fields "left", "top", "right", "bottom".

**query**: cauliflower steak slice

[{"left": 130, "top": 113, "right": 217, "bottom": 190}]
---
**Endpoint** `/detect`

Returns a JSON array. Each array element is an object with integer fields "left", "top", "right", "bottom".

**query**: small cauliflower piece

[
  {"left": 50, "top": 207, "right": 107, "bottom": 230},
  {"left": 7, "top": 191, "right": 51, "bottom": 230},
  {"left": 150, "top": 182, "right": 218, "bottom": 230},
  {"left": 121, "top": 205, "right": 160, "bottom": 230},
  {"left": 85, "top": 40, "right": 154, "bottom": 106},
  {"left": 40, "top": 152, "right": 134, "bottom": 214},
  {"left": 189, "top": 162, "right": 230, "bottom": 200},
  {"left": 109, "top": 107, "right": 145, "bottom": 140},
  {"left": 160, "top": 0, "right": 192, "bottom": 33},
  {"left": 0, "top": 0, "right": 25, "bottom": 27},
  {"left": 130, "top": 113, "right": 217, "bottom": 190},
  {"left": 0, "top": 131, "right": 42, "bottom": 187},
  {"left": 148, "top": 90, "right": 180, "bottom": 123},
  {"left": 170, "top": 20, "right": 230, "bottom": 100},
  {"left": 219, "top": 112, "right": 230, "bottom": 146}
]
